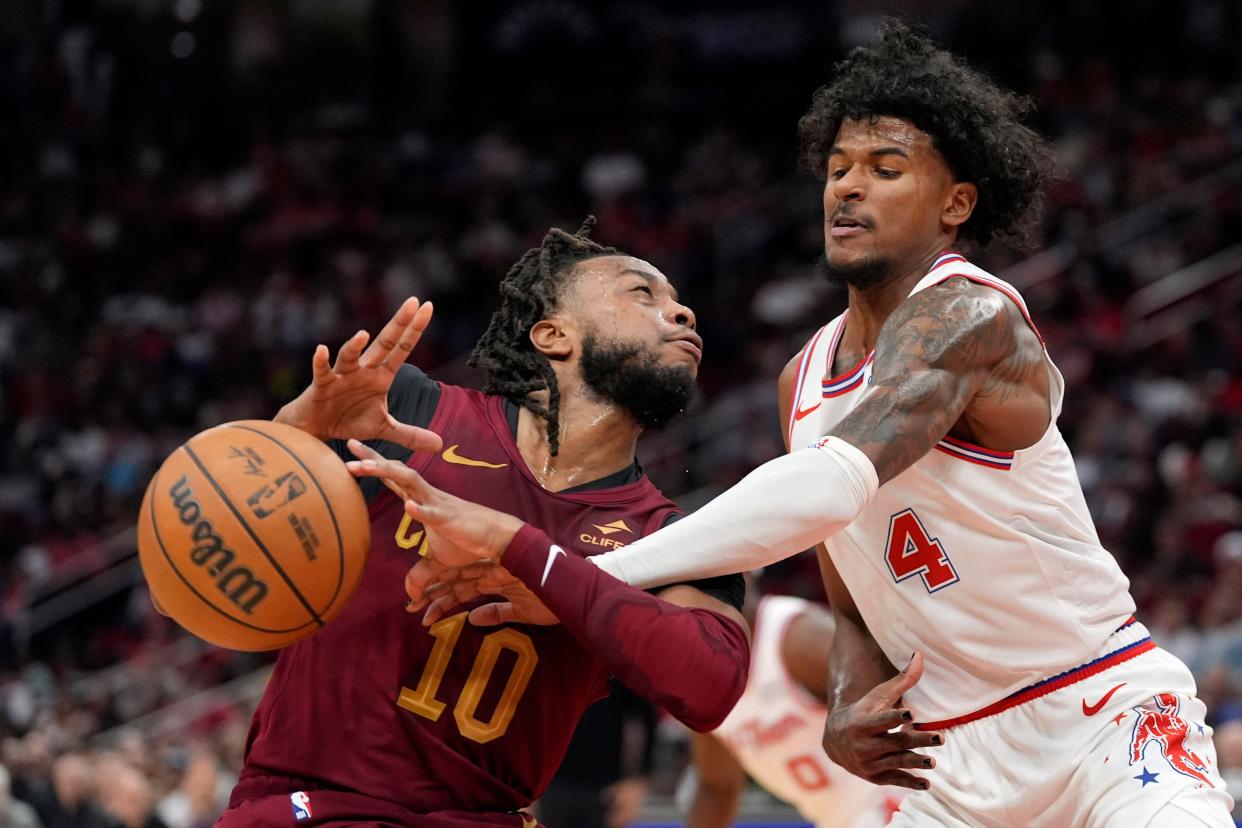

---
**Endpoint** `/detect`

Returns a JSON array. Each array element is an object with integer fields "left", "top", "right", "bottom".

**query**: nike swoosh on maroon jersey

[
  {"left": 1082, "top": 682, "right": 1127, "bottom": 716},
  {"left": 793, "top": 402, "right": 821, "bottom": 420}
]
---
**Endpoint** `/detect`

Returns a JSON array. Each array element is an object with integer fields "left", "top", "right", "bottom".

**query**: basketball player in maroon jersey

[{"left": 213, "top": 220, "right": 748, "bottom": 828}]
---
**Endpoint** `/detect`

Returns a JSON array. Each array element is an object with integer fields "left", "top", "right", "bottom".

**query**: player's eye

[
  {"left": 875, "top": 167, "right": 900, "bottom": 179},
  {"left": 829, "top": 167, "right": 848, "bottom": 180},
  {"left": 633, "top": 285, "right": 653, "bottom": 296}
]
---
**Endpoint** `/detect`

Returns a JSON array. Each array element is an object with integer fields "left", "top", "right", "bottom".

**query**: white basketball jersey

[
  {"left": 715, "top": 596, "right": 900, "bottom": 828},
  {"left": 786, "top": 253, "right": 1136, "bottom": 724}
]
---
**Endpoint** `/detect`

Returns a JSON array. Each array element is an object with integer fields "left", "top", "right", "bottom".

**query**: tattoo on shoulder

[{"left": 829, "top": 282, "right": 1025, "bottom": 482}]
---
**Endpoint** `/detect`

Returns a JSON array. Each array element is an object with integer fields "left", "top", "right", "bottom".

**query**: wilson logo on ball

[{"left": 168, "top": 474, "right": 270, "bottom": 614}]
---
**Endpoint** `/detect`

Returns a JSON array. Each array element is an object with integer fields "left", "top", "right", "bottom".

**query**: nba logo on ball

[{"left": 290, "top": 791, "right": 312, "bottom": 820}]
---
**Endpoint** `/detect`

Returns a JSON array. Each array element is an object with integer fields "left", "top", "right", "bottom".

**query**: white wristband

[{"left": 590, "top": 437, "right": 878, "bottom": 588}]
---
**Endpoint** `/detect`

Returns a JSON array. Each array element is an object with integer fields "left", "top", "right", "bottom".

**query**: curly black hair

[
  {"left": 469, "top": 217, "right": 619, "bottom": 456},
  {"left": 798, "top": 20, "right": 1051, "bottom": 248}
]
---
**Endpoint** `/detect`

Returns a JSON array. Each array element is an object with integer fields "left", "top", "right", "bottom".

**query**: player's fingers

[
  {"left": 467, "top": 602, "right": 519, "bottom": 627},
  {"left": 421, "top": 594, "right": 465, "bottom": 626},
  {"left": 456, "top": 561, "right": 496, "bottom": 582},
  {"left": 345, "top": 441, "right": 435, "bottom": 501},
  {"left": 871, "top": 750, "right": 936, "bottom": 772},
  {"left": 382, "top": 300, "right": 433, "bottom": 371},
  {"left": 403, "top": 497, "right": 449, "bottom": 528},
  {"left": 360, "top": 297, "right": 419, "bottom": 368},
  {"left": 404, "top": 560, "right": 442, "bottom": 606},
  {"left": 869, "top": 652, "right": 924, "bottom": 709},
  {"left": 380, "top": 420, "right": 444, "bottom": 454},
  {"left": 867, "top": 770, "right": 931, "bottom": 791},
  {"left": 310, "top": 344, "right": 332, "bottom": 386},
  {"left": 864, "top": 707, "right": 916, "bottom": 733},
  {"left": 891, "top": 726, "right": 944, "bottom": 751},
  {"left": 345, "top": 455, "right": 409, "bottom": 500},
  {"left": 333, "top": 329, "right": 370, "bottom": 372},
  {"left": 858, "top": 726, "right": 941, "bottom": 761},
  {"left": 421, "top": 573, "right": 483, "bottom": 623}
]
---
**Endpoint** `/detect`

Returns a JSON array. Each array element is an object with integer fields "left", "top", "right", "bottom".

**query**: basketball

[{"left": 136, "top": 420, "right": 370, "bottom": 651}]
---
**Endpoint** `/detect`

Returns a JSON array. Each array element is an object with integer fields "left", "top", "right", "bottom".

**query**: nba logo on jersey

[{"left": 289, "top": 791, "right": 313, "bottom": 820}]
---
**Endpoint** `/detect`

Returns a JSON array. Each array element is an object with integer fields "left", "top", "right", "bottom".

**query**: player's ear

[
  {"left": 530, "top": 317, "right": 573, "bottom": 360},
  {"left": 942, "top": 181, "right": 977, "bottom": 230}
]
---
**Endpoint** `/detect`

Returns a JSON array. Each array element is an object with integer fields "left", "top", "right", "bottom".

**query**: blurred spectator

[
  {"left": 0, "top": 764, "right": 42, "bottom": 828},
  {"left": 24, "top": 753, "right": 112, "bottom": 828},
  {"left": 1217, "top": 719, "right": 1242, "bottom": 822},
  {"left": 155, "top": 751, "right": 228, "bottom": 828},
  {"left": 95, "top": 758, "right": 167, "bottom": 828}
]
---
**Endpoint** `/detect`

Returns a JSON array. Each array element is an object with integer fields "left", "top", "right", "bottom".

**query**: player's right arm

[
  {"left": 274, "top": 297, "right": 442, "bottom": 454},
  {"left": 685, "top": 732, "right": 747, "bottom": 828},
  {"left": 575, "top": 283, "right": 1032, "bottom": 590}
]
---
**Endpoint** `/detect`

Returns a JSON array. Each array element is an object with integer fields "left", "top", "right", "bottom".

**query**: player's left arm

[
  {"left": 496, "top": 523, "right": 751, "bottom": 733},
  {"left": 346, "top": 442, "right": 751, "bottom": 732},
  {"left": 583, "top": 282, "right": 1031, "bottom": 589},
  {"left": 685, "top": 730, "right": 748, "bottom": 828},
  {"left": 781, "top": 602, "right": 835, "bottom": 703}
]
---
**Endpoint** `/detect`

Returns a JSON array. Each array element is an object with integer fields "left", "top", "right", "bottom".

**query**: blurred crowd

[{"left": 2, "top": 0, "right": 1242, "bottom": 823}]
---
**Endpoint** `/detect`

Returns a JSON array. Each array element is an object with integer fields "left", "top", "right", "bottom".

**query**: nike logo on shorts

[{"left": 1082, "top": 682, "right": 1127, "bottom": 716}]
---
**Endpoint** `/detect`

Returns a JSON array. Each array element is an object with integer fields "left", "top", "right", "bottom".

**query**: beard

[
  {"left": 579, "top": 332, "right": 696, "bottom": 430},
  {"left": 822, "top": 251, "right": 892, "bottom": 289}
]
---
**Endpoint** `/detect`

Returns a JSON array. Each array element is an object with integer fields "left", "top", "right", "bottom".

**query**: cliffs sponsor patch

[{"left": 581, "top": 518, "right": 633, "bottom": 549}]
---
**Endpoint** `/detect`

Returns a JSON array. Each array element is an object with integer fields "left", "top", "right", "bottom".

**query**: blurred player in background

[
  {"left": 407, "top": 22, "right": 1236, "bottom": 827},
  {"left": 537, "top": 680, "right": 656, "bottom": 828},
  {"left": 214, "top": 221, "right": 748, "bottom": 827},
  {"left": 685, "top": 585, "right": 901, "bottom": 828}
]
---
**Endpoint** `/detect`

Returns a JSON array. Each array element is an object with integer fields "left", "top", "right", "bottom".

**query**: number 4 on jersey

[{"left": 885, "top": 509, "right": 958, "bottom": 592}]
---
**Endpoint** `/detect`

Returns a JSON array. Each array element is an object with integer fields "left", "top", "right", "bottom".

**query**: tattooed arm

[
  {"left": 833, "top": 278, "right": 1047, "bottom": 483},
  {"left": 582, "top": 278, "right": 1048, "bottom": 589}
]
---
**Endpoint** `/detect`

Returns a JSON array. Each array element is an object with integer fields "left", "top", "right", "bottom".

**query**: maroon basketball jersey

[{"left": 236, "top": 385, "right": 680, "bottom": 814}]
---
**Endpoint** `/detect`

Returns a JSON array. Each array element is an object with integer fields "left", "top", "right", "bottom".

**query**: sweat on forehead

[
  {"left": 831, "top": 116, "right": 940, "bottom": 156},
  {"left": 561, "top": 255, "right": 663, "bottom": 297}
]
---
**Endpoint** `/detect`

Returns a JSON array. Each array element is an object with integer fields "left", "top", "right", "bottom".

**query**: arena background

[{"left": 1, "top": 1, "right": 1241, "bottom": 826}]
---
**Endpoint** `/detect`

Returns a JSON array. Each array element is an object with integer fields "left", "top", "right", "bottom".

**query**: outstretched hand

[
  {"left": 277, "top": 297, "right": 442, "bottom": 453},
  {"left": 821, "top": 652, "right": 943, "bottom": 790},
  {"left": 345, "top": 440, "right": 557, "bottom": 625},
  {"left": 344, "top": 436, "right": 533, "bottom": 579},
  {"left": 408, "top": 558, "right": 559, "bottom": 627}
]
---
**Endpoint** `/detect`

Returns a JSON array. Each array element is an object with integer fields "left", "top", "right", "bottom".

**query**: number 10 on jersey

[
  {"left": 397, "top": 611, "right": 538, "bottom": 744},
  {"left": 885, "top": 508, "right": 959, "bottom": 592}
]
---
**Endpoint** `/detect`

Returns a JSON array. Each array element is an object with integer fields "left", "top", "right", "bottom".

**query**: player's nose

[
  {"left": 829, "top": 165, "right": 866, "bottom": 202},
  {"left": 669, "top": 299, "right": 696, "bottom": 331}
]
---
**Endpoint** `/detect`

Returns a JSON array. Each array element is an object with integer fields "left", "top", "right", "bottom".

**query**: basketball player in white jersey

[
  {"left": 398, "top": 20, "right": 1235, "bottom": 828},
  {"left": 686, "top": 591, "right": 901, "bottom": 828}
]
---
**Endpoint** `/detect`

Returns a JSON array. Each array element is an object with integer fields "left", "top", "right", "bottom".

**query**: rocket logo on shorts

[
  {"left": 290, "top": 791, "right": 313, "bottom": 820},
  {"left": 1127, "top": 693, "right": 1214, "bottom": 786}
]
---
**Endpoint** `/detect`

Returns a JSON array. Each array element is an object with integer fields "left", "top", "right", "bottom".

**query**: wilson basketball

[{"left": 136, "top": 420, "right": 370, "bottom": 651}]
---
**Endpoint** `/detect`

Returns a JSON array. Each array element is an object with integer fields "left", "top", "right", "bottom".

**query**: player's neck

[
  {"left": 515, "top": 393, "right": 640, "bottom": 493},
  {"left": 844, "top": 246, "right": 951, "bottom": 353}
]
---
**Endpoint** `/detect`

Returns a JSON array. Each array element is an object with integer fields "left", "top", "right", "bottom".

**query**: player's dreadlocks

[
  {"left": 798, "top": 20, "right": 1052, "bottom": 248},
  {"left": 469, "top": 217, "right": 619, "bottom": 456}
]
